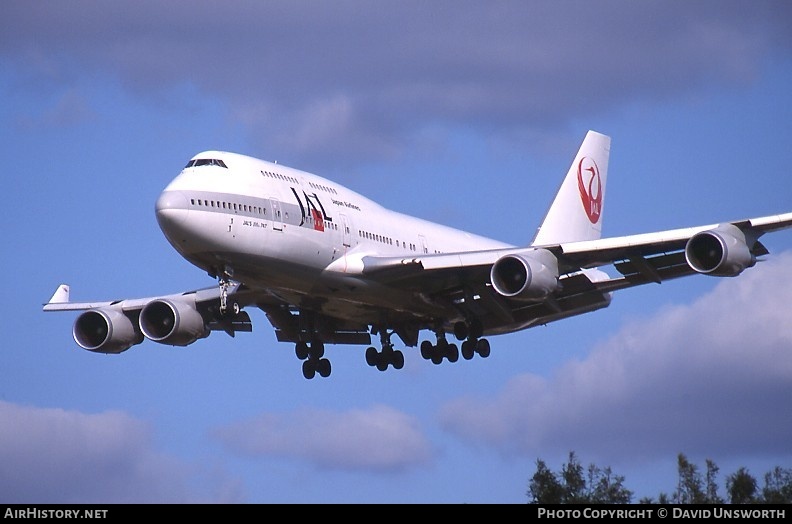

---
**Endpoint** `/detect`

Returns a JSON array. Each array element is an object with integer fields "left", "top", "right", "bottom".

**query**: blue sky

[{"left": 2, "top": 1, "right": 792, "bottom": 503}]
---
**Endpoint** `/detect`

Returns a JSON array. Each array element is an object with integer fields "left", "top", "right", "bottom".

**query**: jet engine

[
  {"left": 490, "top": 248, "right": 560, "bottom": 300},
  {"left": 684, "top": 223, "right": 756, "bottom": 277},
  {"left": 139, "top": 298, "right": 209, "bottom": 346},
  {"left": 73, "top": 309, "right": 143, "bottom": 354}
]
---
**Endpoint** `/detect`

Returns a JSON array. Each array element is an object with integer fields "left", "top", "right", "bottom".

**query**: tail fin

[{"left": 531, "top": 130, "right": 611, "bottom": 246}]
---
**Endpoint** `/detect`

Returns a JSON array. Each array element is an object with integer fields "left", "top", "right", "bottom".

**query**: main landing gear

[
  {"left": 365, "top": 328, "right": 405, "bottom": 372},
  {"left": 293, "top": 319, "right": 491, "bottom": 379},
  {"left": 296, "top": 339, "right": 331, "bottom": 379},
  {"left": 420, "top": 320, "right": 491, "bottom": 364}
]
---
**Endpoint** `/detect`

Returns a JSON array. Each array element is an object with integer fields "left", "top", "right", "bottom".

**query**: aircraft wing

[
  {"left": 554, "top": 212, "right": 792, "bottom": 290},
  {"left": 558, "top": 213, "right": 792, "bottom": 263},
  {"left": 43, "top": 282, "right": 261, "bottom": 312},
  {"left": 359, "top": 212, "right": 792, "bottom": 330},
  {"left": 41, "top": 281, "right": 295, "bottom": 353}
]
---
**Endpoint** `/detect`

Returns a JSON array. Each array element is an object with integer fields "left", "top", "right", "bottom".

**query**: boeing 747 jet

[{"left": 44, "top": 131, "right": 792, "bottom": 378}]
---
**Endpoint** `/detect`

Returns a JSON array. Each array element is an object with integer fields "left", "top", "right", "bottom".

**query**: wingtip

[{"left": 47, "top": 284, "right": 71, "bottom": 304}]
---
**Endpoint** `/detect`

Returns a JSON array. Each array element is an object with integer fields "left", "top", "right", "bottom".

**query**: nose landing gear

[{"left": 217, "top": 267, "right": 240, "bottom": 316}]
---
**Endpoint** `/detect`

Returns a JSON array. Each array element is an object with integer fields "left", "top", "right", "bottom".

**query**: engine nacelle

[
  {"left": 73, "top": 309, "right": 143, "bottom": 354},
  {"left": 490, "top": 249, "right": 559, "bottom": 301},
  {"left": 139, "top": 298, "right": 209, "bottom": 346},
  {"left": 684, "top": 223, "right": 756, "bottom": 277}
]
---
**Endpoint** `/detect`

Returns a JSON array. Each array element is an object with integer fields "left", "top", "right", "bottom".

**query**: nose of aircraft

[{"left": 155, "top": 190, "right": 190, "bottom": 235}]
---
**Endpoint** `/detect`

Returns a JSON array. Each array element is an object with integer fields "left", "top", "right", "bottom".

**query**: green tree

[
  {"left": 726, "top": 467, "right": 758, "bottom": 504},
  {"left": 528, "top": 459, "right": 565, "bottom": 504},
  {"left": 527, "top": 452, "right": 632, "bottom": 504},
  {"left": 762, "top": 467, "right": 792, "bottom": 504},
  {"left": 674, "top": 453, "right": 706, "bottom": 504},
  {"left": 704, "top": 459, "right": 724, "bottom": 504},
  {"left": 561, "top": 452, "right": 587, "bottom": 503},
  {"left": 588, "top": 463, "right": 633, "bottom": 504},
  {"left": 530, "top": 451, "right": 791, "bottom": 504}
]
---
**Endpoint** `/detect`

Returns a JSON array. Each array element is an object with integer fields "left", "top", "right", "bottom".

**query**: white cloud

[
  {"left": 214, "top": 404, "right": 432, "bottom": 472},
  {"left": 439, "top": 251, "right": 792, "bottom": 464},
  {"left": 2, "top": 1, "right": 790, "bottom": 164},
  {"left": 0, "top": 401, "right": 243, "bottom": 503}
]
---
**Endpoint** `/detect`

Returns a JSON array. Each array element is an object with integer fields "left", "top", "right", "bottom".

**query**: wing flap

[
  {"left": 486, "top": 271, "right": 612, "bottom": 332},
  {"left": 613, "top": 252, "right": 689, "bottom": 280},
  {"left": 361, "top": 247, "right": 515, "bottom": 277},
  {"left": 208, "top": 310, "right": 253, "bottom": 336}
]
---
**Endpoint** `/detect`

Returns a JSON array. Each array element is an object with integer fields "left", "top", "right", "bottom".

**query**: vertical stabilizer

[{"left": 531, "top": 130, "right": 610, "bottom": 246}]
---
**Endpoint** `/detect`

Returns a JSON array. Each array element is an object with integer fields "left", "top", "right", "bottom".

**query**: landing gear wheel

[
  {"left": 420, "top": 340, "right": 433, "bottom": 360},
  {"left": 317, "top": 358, "right": 331, "bottom": 378},
  {"left": 453, "top": 321, "right": 468, "bottom": 341},
  {"left": 461, "top": 340, "right": 475, "bottom": 360},
  {"left": 432, "top": 338, "right": 448, "bottom": 364},
  {"left": 365, "top": 346, "right": 378, "bottom": 367},
  {"left": 295, "top": 341, "right": 309, "bottom": 360},
  {"left": 476, "top": 338, "right": 491, "bottom": 358},
  {"left": 392, "top": 350, "right": 404, "bottom": 369},
  {"left": 302, "top": 359, "right": 316, "bottom": 379},
  {"left": 446, "top": 343, "right": 459, "bottom": 363}
]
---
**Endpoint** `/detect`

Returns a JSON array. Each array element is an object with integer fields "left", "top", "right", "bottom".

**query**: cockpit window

[{"left": 184, "top": 158, "right": 228, "bottom": 169}]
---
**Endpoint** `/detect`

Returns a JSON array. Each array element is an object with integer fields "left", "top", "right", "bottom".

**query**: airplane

[{"left": 44, "top": 130, "right": 792, "bottom": 379}]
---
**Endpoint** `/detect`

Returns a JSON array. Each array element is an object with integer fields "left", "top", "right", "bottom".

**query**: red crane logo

[{"left": 577, "top": 157, "right": 602, "bottom": 224}]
